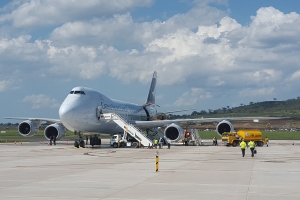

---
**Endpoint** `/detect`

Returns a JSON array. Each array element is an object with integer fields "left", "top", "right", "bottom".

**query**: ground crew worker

[
  {"left": 240, "top": 139, "right": 247, "bottom": 157},
  {"left": 90, "top": 137, "right": 94, "bottom": 148},
  {"left": 49, "top": 135, "right": 53, "bottom": 145},
  {"left": 167, "top": 138, "right": 171, "bottom": 149},
  {"left": 158, "top": 137, "right": 163, "bottom": 149},
  {"left": 53, "top": 135, "right": 56, "bottom": 145},
  {"left": 184, "top": 137, "right": 188, "bottom": 146},
  {"left": 154, "top": 139, "right": 158, "bottom": 148},
  {"left": 249, "top": 140, "right": 255, "bottom": 157},
  {"left": 264, "top": 137, "right": 269, "bottom": 147},
  {"left": 213, "top": 137, "right": 216, "bottom": 146}
]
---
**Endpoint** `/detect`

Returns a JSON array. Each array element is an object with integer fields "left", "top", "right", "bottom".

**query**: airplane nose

[{"left": 59, "top": 104, "right": 74, "bottom": 120}]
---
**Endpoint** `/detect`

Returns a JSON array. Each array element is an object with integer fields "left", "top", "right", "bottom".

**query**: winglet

[{"left": 146, "top": 71, "right": 157, "bottom": 105}]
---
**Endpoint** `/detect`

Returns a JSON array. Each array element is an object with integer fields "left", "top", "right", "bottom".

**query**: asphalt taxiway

[{"left": 0, "top": 139, "right": 300, "bottom": 200}]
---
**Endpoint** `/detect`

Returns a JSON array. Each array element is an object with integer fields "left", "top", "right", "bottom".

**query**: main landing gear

[
  {"left": 90, "top": 135, "right": 101, "bottom": 147},
  {"left": 73, "top": 132, "right": 101, "bottom": 148}
]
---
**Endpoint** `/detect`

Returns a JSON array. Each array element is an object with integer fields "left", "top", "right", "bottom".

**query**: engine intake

[
  {"left": 44, "top": 123, "right": 66, "bottom": 140},
  {"left": 18, "top": 120, "right": 39, "bottom": 137},
  {"left": 216, "top": 120, "right": 234, "bottom": 136},
  {"left": 164, "top": 123, "right": 184, "bottom": 142}
]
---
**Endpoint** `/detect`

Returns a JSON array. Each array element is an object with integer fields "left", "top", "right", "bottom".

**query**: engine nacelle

[
  {"left": 18, "top": 120, "right": 39, "bottom": 137},
  {"left": 44, "top": 123, "right": 66, "bottom": 141},
  {"left": 216, "top": 120, "right": 234, "bottom": 136},
  {"left": 164, "top": 123, "right": 184, "bottom": 142}
]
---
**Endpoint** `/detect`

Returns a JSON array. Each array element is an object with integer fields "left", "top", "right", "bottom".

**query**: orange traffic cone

[
  {"left": 14, "top": 141, "right": 16, "bottom": 145},
  {"left": 66, "top": 141, "right": 68, "bottom": 145},
  {"left": 20, "top": 142, "right": 22, "bottom": 146},
  {"left": 48, "top": 142, "right": 50, "bottom": 146},
  {"left": 39, "top": 141, "right": 42, "bottom": 145}
]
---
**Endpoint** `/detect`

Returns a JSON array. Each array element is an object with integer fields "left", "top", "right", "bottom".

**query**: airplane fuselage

[{"left": 59, "top": 87, "right": 156, "bottom": 134}]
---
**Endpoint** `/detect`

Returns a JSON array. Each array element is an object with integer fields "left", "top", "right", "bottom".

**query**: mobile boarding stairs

[
  {"left": 100, "top": 113, "right": 153, "bottom": 147},
  {"left": 100, "top": 113, "right": 203, "bottom": 147}
]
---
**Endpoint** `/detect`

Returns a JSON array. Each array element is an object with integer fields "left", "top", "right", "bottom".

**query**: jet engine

[
  {"left": 44, "top": 123, "right": 66, "bottom": 140},
  {"left": 216, "top": 120, "right": 234, "bottom": 136},
  {"left": 18, "top": 120, "right": 39, "bottom": 137},
  {"left": 164, "top": 123, "right": 184, "bottom": 142}
]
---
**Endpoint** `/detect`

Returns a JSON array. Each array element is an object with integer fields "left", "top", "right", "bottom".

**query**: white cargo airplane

[{"left": 6, "top": 71, "right": 283, "bottom": 147}]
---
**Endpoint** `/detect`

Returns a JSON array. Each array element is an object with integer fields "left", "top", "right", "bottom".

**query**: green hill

[{"left": 171, "top": 97, "right": 300, "bottom": 118}]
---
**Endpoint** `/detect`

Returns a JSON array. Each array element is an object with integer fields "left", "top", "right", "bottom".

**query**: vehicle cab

[{"left": 110, "top": 134, "right": 138, "bottom": 148}]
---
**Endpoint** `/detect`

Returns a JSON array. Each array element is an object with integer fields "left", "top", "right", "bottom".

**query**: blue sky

[{"left": 1, "top": 0, "right": 300, "bottom": 123}]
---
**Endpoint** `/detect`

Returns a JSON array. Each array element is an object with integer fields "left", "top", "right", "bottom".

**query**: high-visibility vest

[
  {"left": 249, "top": 141, "right": 255, "bottom": 148},
  {"left": 240, "top": 141, "right": 246, "bottom": 149},
  {"left": 154, "top": 140, "right": 158, "bottom": 144}
]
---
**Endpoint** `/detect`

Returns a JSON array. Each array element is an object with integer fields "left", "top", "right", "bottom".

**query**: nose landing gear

[{"left": 74, "top": 131, "right": 85, "bottom": 148}]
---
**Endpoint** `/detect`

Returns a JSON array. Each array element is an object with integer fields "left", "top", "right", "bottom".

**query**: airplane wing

[
  {"left": 5, "top": 117, "right": 66, "bottom": 142},
  {"left": 132, "top": 116, "right": 285, "bottom": 129},
  {"left": 5, "top": 117, "right": 61, "bottom": 124},
  {"left": 132, "top": 116, "right": 287, "bottom": 142}
]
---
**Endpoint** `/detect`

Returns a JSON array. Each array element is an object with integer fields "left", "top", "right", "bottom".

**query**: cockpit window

[{"left": 71, "top": 91, "right": 86, "bottom": 95}]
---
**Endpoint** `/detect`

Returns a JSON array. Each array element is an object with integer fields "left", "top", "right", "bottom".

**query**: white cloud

[
  {"left": 173, "top": 88, "right": 211, "bottom": 107},
  {"left": 207, "top": 76, "right": 225, "bottom": 86},
  {"left": 47, "top": 45, "right": 108, "bottom": 79},
  {"left": 240, "top": 69, "right": 282, "bottom": 87},
  {"left": 247, "top": 7, "right": 300, "bottom": 48},
  {"left": 0, "top": 0, "right": 154, "bottom": 28},
  {"left": 0, "top": 35, "right": 50, "bottom": 78},
  {"left": 0, "top": 80, "right": 11, "bottom": 92},
  {"left": 290, "top": 70, "right": 300, "bottom": 81},
  {"left": 0, "top": 3, "right": 299, "bottom": 102},
  {"left": 239, "top": 87, "right": 275, "bottom": 97},
  {"left": 49, "top": 2, "right": 226, "bottom": 48},
  {"left": 22, "top": 94, "right": 60, "bottom": 109},
  {"left": 50, "top": 13, "right": 139, "bottom": 47}
]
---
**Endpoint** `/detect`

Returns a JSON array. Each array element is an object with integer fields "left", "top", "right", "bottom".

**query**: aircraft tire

[
  {"left": 95, "top": 138, "right": 101, "bottom": 145},
  {"left": 79, "top": 140, "right": 85, "bottom": 148},
  {"left": 131, "top": 142, "right": 138, "bottom": 148},
  {"left": 74, "top": 140, "right": 79, "bottom": 148},
  {"left": 113, "top": 143, "right": 118, "bottom": 148},
  {"left": 232, "top": 141, "right": 237, "bottom": 147},
  {"left": 90, "top": 138, "right": 94, "bottom": 146}
]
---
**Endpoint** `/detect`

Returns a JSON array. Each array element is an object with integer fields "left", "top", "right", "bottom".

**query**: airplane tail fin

[{"left": 146, "top": 71, "right": 157, "bottom": 105}]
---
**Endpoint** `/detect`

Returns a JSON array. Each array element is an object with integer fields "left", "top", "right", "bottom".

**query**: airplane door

[{"left": 96, "top": 105, "right": 103, "bottom": 120}]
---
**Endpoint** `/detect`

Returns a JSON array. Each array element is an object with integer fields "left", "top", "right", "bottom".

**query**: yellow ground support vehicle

[{"left": 222, "top": 129, "right": 264, "bottom": 147}]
